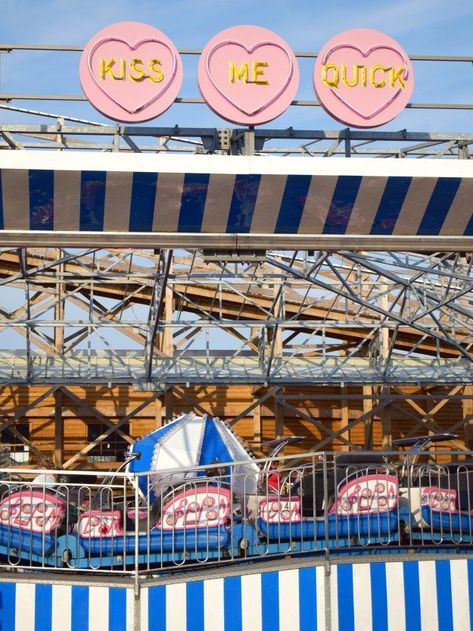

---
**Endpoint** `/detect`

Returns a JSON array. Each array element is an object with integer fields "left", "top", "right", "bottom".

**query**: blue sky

[{"left": 0, "top": 0, "right": 471, "bottom": 132}]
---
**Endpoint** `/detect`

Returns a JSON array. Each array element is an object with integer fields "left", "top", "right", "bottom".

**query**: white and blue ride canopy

[{"left": 127, "top": 412, "right": 259, "bottom": 498}]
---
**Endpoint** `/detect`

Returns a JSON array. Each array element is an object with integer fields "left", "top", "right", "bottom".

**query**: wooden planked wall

[{"left": 0, "top": 383, "right": 469, "bottom": 468}]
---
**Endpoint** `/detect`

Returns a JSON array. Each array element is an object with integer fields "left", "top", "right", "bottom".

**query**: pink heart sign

[
  {"left": 80, "top": 22, "right": 183, "bottom": 123},
  {"left": 199, "top": 25, "right": 299, "bottom": 126},
  {"left": 314, "top": 29, "right": 414, "bottom": 128}
]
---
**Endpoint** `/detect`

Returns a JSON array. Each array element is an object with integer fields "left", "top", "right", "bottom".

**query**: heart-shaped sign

[
  {"left": 205, "top": 39, "right": 294, "bottom": 116},
  {"left": 314, "top": 28, "right": 414, "bottom": 128},
  {"left": 322, "top": 43, "right": 409, "bottom": 120},
  {"left": 199, "top": 25, "right": 299, "bottom": 126},
  {"left": 88, "top": 37, "right": 178, "bottom": 114},
  {"left": 80, "top": 22, "right": 183, "bottom": 123}
]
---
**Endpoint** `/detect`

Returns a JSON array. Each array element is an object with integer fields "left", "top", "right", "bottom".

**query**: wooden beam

[
  {"left": 393, "top": 384, "right": 465, "bottom": 447},
  {"left": 428, "top": 384, "right": 463, "bottom": 416},
  {"left": 7, "top": 424, "right": 46, "bottom": 462},
  {"left": 279, "top": 399, "right": 354, "bottom": 449},
  {"left": 363, "top": 385, "right": 374, "bottom": 450},
  {"left": 66, "top": 294, "right": 150, "bottom": 351},
  {"left": 230, "top": 387, "right": 280, "bottom": 426},
  {"left": 53, "top": 389, "right": 63, "bottom": 466},
  {"left": 165, "top": 387, "right": 173, "bottom": 419},
  {"left": 173, "top": 386, "right": 210, "bottom": 416},
  {"left": 253, "top": 404, "right": 262, "bottom": 447},
  {"left": 160, "top": 284, "right": 174, "bottom": 356},
  {"left": 388, "top": 400, "right": 442, "bottom": 437},
  {"left": 380, "top": 386, "right": 392, "bottom": 450},
  {"left": 60, "top": 386, "right": 134, "bottom": 444},
  {"left": 0, "top": 386, "right": 59, "bottom": 433},
  {"left": 275, "top": 399, "right": 284, "bottom": 439},
  {"left": 154, "top": 397, "right": 163, "bottom": 429},
  {"left": 307, "top": 398, "right": 394, "bottom": 452},
  {"left": 62, "top": 393, "right": 159, "bottom": 468}
]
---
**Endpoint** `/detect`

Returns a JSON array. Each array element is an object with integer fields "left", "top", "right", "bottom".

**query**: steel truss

[
  {"left": 0, "top": 115, "right": 471, "bottom": 158},
  {"left": 0, "top": 248, "right": 472, "bottom": 385}
]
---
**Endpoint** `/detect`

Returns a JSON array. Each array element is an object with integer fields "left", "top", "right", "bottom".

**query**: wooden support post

[
  {"left": 165, "top": 387, "right": 173, "bottom": 420},
  {"left": 363, "top": 385, "right": 373, "bottom": 450},
  {"left": 161, "top": 284, "right": 174, "bottom": 356},
  {"left": 380, "top": 284, "right": 390, "bottom": 361},
  {"left": 154, "top": 397, "right": 163, "bottom": 429},
  {"left": 275, "top": 398, "right": 284, "bottom": 439},
  {"left": 253, "top": 404, "right": 262, "bottom": 447},
  {"left": 54, "top": 389, "right": 64, "bottom": 466},
  {"left": 381, "top": 385, "right": 392, "bottom": 450}
]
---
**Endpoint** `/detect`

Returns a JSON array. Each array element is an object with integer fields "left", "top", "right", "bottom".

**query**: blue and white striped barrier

[
  {"left": 0, "top": 581, "right": 135, "bottom": 631},
  {"left": 141, "top": 559, "right": 472, "bottom": 631},
  {"left": 0, "top": 152, "right": 471, "bottom": 241},
  {"left": 0, "top": 557, "right": 472, "bottom": 630}
]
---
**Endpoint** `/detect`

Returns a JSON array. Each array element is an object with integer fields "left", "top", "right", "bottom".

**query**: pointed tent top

[{"left": 126, "top": 412, "right": 259, "bottom": 498}]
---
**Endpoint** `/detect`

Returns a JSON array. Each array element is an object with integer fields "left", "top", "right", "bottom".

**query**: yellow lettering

[
  {"left": 99, "top": 58, "right": 116, "bottom": 81},
  {"left": 370, "top": 64, "right": 386, "bottom": 88},
  {"left": 117, "top": 58, "right": 126, "bottom": 81},
  {"left": 252, "top": 61, "right": 269, "bottom": 85},
  {"left": 229, "top": 62, "right": 249, "bottom": 83},
  {"left": 341, "top": 64, "right": 359, "bottom": 87},
  {"left": 148, "top": 59, "right": 164, "bottom": 83},
  {"left": 129, "top": 58, "right": 147, "bottom": 82},
  {"left": 322, "top": 63, "right": 339, "bottom": 88},
  {"left": 99, "top": 57, "right": 167, "bottom": 82},
  {"left": 390, "top": 65, "right": 406, "bottom": 88}
]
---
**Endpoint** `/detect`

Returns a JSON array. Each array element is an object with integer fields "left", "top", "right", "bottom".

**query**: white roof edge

[{"left": 0, "top": 151, "right": 471, "bottom": 179}]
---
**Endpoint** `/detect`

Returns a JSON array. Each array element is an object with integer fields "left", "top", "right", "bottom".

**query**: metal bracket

[{"left": 201, "top": 128, "right": 234, "bottom": 153}]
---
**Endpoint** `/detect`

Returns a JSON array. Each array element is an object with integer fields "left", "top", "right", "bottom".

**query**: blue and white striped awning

[{"left": 0, "top": 152, "right": 471, "bottom": 250}]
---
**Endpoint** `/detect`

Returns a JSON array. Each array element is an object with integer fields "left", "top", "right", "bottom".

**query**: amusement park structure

[
  {"left": 0, "top": 139, "right": 472, "bottom": 466},
  {"left": 0, "top": 33, "right": 472, "bottom": 631}
]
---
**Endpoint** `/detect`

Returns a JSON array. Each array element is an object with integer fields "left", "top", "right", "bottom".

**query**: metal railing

[{"left": 1, "top": 450, "right": 473, "bottom": 576}]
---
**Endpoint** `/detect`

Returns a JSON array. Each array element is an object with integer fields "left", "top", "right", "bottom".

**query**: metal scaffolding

[
  {"left": 0, "top": 247, "right": 472, "bottom": 385},
  {"left": 0, "top": 116, "right": 471, "bottom": 158}
]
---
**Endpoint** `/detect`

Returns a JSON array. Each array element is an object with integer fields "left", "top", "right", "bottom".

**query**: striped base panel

[{"left": 0, "top": 557, "right": 472, "bottom": 631}]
